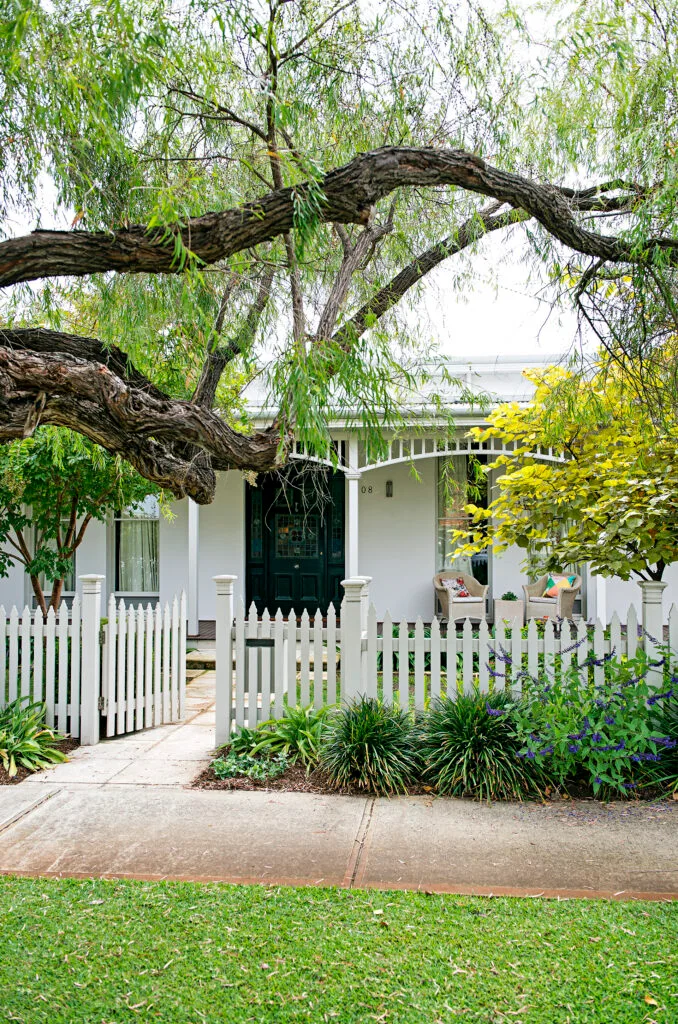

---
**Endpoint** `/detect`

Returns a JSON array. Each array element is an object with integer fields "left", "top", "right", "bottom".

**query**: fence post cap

[
  {"left": 214, "top": 574, "right": 237, "bottom": 594},
  {"left": 78, "top": 574, "right": 105, "bottom": 592},
  {"left": 341, "top": 577, "right": 366, "bottom": 598}
]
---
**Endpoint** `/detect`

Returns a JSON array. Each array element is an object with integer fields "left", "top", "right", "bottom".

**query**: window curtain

[
  {"left": 437, "top": 456, "right": 473, "bottom": 575},
  {"left": 118, "top": 519, "right": 159, "bottom": 592}
]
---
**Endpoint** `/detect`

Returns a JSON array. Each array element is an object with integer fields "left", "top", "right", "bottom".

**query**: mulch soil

[
  {"left": 193, "top": 761, "right": 433, "bottom": 797},
  {"left": 193, "top": 756, "right": 673, "bottom": 802},
  {"left": 0, "top": 738, "right": 79, "bottom": 786}
]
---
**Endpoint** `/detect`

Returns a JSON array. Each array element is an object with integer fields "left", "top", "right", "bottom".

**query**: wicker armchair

[
  {"left": 523, "top": 574, "right": 582, "bottom": 621},
  {"left": 433, "top": 571, "right": 488, "bottom": 622}
]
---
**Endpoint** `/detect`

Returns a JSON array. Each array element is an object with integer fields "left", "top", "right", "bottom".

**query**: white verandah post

[
  {"left": 188, "top": 499, "right": 200, "bottom": 637},
  {"left": 80, "top": 573, "right": 104, "bottom": 746},
  {"left": 214, "top": 575, "right": 237, "bottom": 747},
  {"left": 345, "top": 435, "right": 361, "bottom": 579}
]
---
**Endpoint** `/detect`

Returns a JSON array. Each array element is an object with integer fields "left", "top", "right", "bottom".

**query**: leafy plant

[
  {"left": 513, "top": 651, "right": 677, "bottom": 796},
  {"left": 420, "top": 691, "right": 548, "bottom": 801},
  {"left": 320, "top": 697, "right": 420, "bottom": 795},
  {"left": 500, "top": 592, "right": 518, "bottom": 602},
  {"left": 0, "top": 426, "right": 159, "bottom": 615},
  {"left": 210, "top": 751, "right": 289, "bottom": 783},
  {"left": 250, "top": 705, "right": 331, "bottom": 769},
  {"left": 227, "top": 727, "right": 259, "bottom": 757},
  {"left": 0, "top": 698, "right": 68, "bottom": 777}
]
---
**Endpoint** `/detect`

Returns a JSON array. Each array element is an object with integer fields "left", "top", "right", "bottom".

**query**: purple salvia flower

[{"left": 486, "top": 705, "right": 507, "bottom": 717}]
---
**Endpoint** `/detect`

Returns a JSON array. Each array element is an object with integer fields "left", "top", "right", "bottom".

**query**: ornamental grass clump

[
  {"left": 513, "top": 649, "right": 677, "bottom": 797},
  {"left": 420, "top": 691, "right": 549, "bottom": 801},
  {"left": 249, "top": 705, "right": 331, "bottom": 770},
  {"left": 0, "top": 697, "right": 68, "bottom": 777},
  {"left": 646, "top": 695, "right": 678, "bottom": 793},
  {"left": 320, "top": 697, "right": 420, "bottom": 795}
]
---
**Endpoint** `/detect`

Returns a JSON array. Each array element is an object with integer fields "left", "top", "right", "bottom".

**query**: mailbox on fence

[{"left": 243, "top": 637, "right": 275, "bottom": 710}]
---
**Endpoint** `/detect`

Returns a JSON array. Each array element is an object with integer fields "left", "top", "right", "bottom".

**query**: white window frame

[{"left": 111, "top": 496, "right": 160, "bottom": 597}]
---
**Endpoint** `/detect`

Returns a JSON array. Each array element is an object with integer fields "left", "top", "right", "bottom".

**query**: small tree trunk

[
  {"left": 49, "top": 578, "right": 65, "bottom": 613},
  {"left": 29, "top": 575, "right": 48, "bottom": 618}
]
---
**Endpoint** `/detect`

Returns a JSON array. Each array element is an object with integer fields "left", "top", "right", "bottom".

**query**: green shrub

[
  {"left": 250, "top": 705, "right": 331, "bottom": 769},
  {"left": 513, "top": 651, "right": 676, "bottom": 796},
  {"left": 420, "top": 691, "right": 547, "bottom": 801},
  {"left": 0, "top": 698, "right": 68, "bottom": 777},
  {"left": 320, "top": 697, "right": 420, "bottom": 795},
  {"left": 210, "top": 751, "right": 289, "bottom": 782}
]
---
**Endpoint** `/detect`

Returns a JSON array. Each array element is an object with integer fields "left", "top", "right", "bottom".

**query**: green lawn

[{"left": 1, "top": 877, "right": 676, "bottom": 1023}]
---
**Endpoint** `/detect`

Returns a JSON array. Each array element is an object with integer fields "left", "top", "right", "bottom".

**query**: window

[
  {"left": 114, "top": 496, "right": 159, "bottom": 593},
  {"left": 437, "top": 455, "right": 489, "bottom": 584}
]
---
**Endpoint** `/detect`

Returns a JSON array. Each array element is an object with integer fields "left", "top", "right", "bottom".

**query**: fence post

[
  {"left": 214, "top": 575, "right": 237, "bottom": 747},
  {"left": 341, "top": 577, "right": 367, "bottom": 703},
  {"left": 639, "top": 580, "right": 668, "bottom": 687},
  {"left": 358, "top": 576, "right": 372, "bottom": 632},
  {"left": 79, "top": 574, "right": 104, "bottom": 746}
]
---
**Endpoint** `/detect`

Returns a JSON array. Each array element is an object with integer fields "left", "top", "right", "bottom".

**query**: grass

[{"left": 0, "top": 876, "right": 676, "bottom": 1022}]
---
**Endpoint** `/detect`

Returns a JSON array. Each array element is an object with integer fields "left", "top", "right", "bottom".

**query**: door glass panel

[
  {"left": 275, "top": 514, "right": 320, "bottom": 558},
  {"left": 250, "top": 489, "right": 263, "bottom": 560}
]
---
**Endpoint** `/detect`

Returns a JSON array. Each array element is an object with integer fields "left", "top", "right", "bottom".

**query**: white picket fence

[
  {"left": 213, "top": 574, "right": 678, "bottom": 744},
  {"left": 101, "top": 592, "right": 186, "bottom": 737},
  {"left": 0, "top": 597, "right": 85, "bottom": 738},
  {"left": 0, "top": 575, "right": 187, "bottom": 744}
]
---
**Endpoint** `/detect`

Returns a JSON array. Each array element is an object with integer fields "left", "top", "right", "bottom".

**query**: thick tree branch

[
  {"left": 331, "top": 204, "right": 528, "bottom": 350},
  {"left": 0, "top": 330, "right": 283, "bottom": 502},
  {"left": 0, "top": 147, "right": 665, "bottom": 288},
  {"left": 315, "top": 208, "right": 393, "bottom": 342}
]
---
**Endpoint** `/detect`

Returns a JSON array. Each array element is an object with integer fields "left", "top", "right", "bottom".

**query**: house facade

[{"left": 1, "top": 354, "right": 675, "bottom": 628}]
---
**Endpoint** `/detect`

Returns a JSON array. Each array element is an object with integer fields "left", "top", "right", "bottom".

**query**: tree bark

[
  {"left": 0, "top": 329, "right": 283, "bottom": 502},
  {"left": 0, "top": 147, "right": 669, "bottom": 288}
]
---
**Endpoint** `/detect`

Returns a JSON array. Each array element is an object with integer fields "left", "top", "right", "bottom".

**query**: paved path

[{"left": 0, "top": 672, "right": 677, "bottom": 900}]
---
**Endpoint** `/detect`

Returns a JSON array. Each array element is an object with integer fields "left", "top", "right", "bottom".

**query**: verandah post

[
  {"left": 341, "top": 577, "right": 369, "bottom": 703},
  {"left": 79, "top": 574, "right": 104, "bottom": 746},
  {"left": 214, "top": 575, "right": 237, "bottom": 746}
]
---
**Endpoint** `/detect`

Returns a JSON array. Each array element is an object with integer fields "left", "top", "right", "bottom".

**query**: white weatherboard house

[{"left": 1, "top": 354, "right": 676, "bottom": 632}]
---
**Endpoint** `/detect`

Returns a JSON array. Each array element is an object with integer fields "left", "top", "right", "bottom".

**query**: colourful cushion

[
  {"left": 543, "top": 574, "right": 576, "bottom": 598},
  {"left": 442, "top": 577, "right": 471, "bottom": 598}
]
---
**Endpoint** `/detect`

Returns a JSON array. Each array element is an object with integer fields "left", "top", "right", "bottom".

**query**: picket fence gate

[
  {"left": 213, "top": 574, "right": 678, "bottom": 745},
  {"left": 101, "top": 591, "right": 187, "bottom": 737},
  {"left": 0, "top": 575, "right": 187, "bottom": 744}
]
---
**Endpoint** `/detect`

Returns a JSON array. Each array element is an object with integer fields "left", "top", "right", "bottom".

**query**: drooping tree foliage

[{"left": 0, "top": 0, "right": 677, "bottom": 502}]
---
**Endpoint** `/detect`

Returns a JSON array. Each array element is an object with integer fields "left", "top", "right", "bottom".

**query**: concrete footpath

[{"left": 0, "top": 672, "right": 677, "bottom": 900}]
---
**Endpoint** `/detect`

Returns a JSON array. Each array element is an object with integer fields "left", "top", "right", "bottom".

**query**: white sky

[{"left": 405, "top": 228, "right": 584, "bottom": 361}]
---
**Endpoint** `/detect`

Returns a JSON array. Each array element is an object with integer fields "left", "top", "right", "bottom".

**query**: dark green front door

[{"left": 246, "top": 468, "right": 345, "bottom": 616}]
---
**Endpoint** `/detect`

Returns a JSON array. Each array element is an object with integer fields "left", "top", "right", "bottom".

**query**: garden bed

[
  {"left": 193, "top": 759, "right": 432, "bottom": 797},
  {"left": 0, "top": 738, "right": 78, "bottom": 786},
  {"left": 192, "top": 758, "right": 672, "bottom": 802}
]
